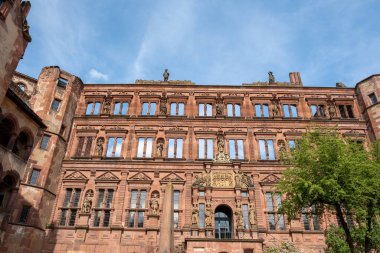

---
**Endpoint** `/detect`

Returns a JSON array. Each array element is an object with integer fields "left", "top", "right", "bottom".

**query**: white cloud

[{"left": 87, "top": 68, "right": 109, "bottom": 82}]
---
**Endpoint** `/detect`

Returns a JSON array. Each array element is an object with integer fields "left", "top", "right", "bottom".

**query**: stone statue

[
  {"left": 268, "top": 71, "right": 275, "bottom": 83},
  {"left": 272, "top": 100, "right": 279, "bottom": 117},
  {"left": 216, "top": 96, "right": 223, "bottom": 116},
  {"left": 328, "top": 102, "right": 336, "bottom": 118},
  {"left": 95, "top": 138, "right": 104, "bottom": 156},
  {"left": 217, "top": 133, "right": 225, "bottom": 152},
  {"left": 163, "top": 69, "right": 170, "bottom": 81},
  {"left": 249, "top": 203, "right": 256, "bottom": 226},
  {"left": 159, "top": 95, "right": 167, "bottom": 115},
  {"left": 82, "top": 190, "right": 94, "bottom": 213},
  {"left": 192, "top": 205, "right": 199, "bottom": 226},
  {"left": 277, "top": 139, "right": 286, "bottom": 153},
  {"left": 241, "top": 173, "right": 253, "bottom": 187},
  {"left": 205, "top": 202, "right": 213, "bottom": 228},
  {"left": 150, "top": 193, "right": 160, "bottom": 215},
  {"left": 235, "top": 206, "right": 243, "bottom": 229},
  {"left": 103, "top": 99, "right": 111, "bottom": 114},
  {"left": 235, "top": 172, "right": 242, "bottom": 188},
  {"left": 336, "top": 82, "right": 346, "bottom": 88},
  {"left": 156, "top": 142, "right": 164, "bottom": 157}
]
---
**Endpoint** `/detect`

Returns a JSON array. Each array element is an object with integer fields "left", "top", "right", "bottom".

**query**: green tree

[
  {"left": 277, "top": 128, "right": 380, "bottom": 253},
  {"left": 265, "top": 242, "right": 302, "bottom": 253}
]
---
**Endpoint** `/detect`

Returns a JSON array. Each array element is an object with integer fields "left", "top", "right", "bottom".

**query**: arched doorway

[{"left": 214, "top": 205, "right": 232, "bottom": 239}]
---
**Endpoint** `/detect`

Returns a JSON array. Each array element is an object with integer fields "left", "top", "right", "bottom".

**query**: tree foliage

[
  {"left": 265, "top": 242, "right": 302, "bottom": 253},
  {"left": 277, "top": 128, "right": 380, "bottom": 253}
]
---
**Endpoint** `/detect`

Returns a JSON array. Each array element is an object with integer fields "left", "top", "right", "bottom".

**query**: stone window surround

[
  {"left": 164, "top": 131, "right": 188, "bottom": 160},
  {"left": 167, "top": 96, "right": 188, "bottom": 116},
  {"left": 134, "top": 130, "right": 157, "bottom": 159},
  {"left": 84, "top": 99, "right": 103, "bottom": 115},
  {"left": 250, "top": 97, "right": 274, "bottom": 118},
  {"left": 254, "top": 133, "right": 278, "bottom": 161},
  {"left": 92, "top": 186, "right": 117, "bottom": 228},
  {"left": 262, "top": 189, "right": 287, "bottom": 231},
  {"left": 125, "top": 188, "right": 149, "bottom": 228},
  {"left": 58, "top": 186, "right": 85, "bottom": 227}
]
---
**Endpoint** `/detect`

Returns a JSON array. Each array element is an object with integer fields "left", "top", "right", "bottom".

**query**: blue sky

[{"left": 17, "top": 0, "right": 380, "bottom": 87}]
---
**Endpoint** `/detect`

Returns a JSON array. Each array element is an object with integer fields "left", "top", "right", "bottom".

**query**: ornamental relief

[{"left": 193, "top": 170, "right": 253, "bottom": 188}]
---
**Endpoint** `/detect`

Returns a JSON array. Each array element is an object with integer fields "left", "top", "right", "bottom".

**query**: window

[
  {"left": 59, "top": 188, "right": 81, "bottom": 226},
  {"left": 255, "top": 104, "right": 269, "bottom": 117},
  {"left": 310, "top": 104, "right": 326, "bottom": 118},
  {"left": 18, "top": 83, "right": 26, "bottom": 91},
  {"left": 173, "top": 190, "right": 180, "bottom": 228},
  {"left": 137, "top": 137, "right": 153, "bottom": 158},
  {"left": 93, "top": 189, "right": 114, "bottom": 227},
  {"left": 227, "top": 103, "right": 241, "bottom": 117},
  {"left": 198, "top": 139, "right": 213, "bottom": 159},
  {"left": 242, "top": 204, "right": 250, "bottom": 229},
  {"left": 85, "top": 102, "right": 101, "bottom": 115},
  {"left": 199, "top": 203, "right": 205, "bottom": 228},
  {"left": 75, "top": 136, "right": 94, "bottom": 157},
  {"left": 259, "top": 139, "right": 275, "bottom": 160},
  {"left": 228, "top": 139, "right": 244, "bottom": 160},
  {"left": 127, "top": 190, "right": 147, "bottom": 227},
  {"left": 338, "top": 105, "right": 355, "bottom": 119},
  {"left": 57, "top": 78, "right": 68, "bottom": 88},
  {"left": 51, "top": 99, "right": 61, "bottom": 112},
  {"left": 28, "top": 169, "right": 40, "bottom": 185},
  {"left": 106, "top": 137, "right": 123, "bottom": 158},
  {"left": 369, "top": 93, "right": 378, "bottom": 105},
  {"left": 288, "top": 140, "right": 296, "bottom": 150},
  {"left": 142, "top": 102, "right": 156, "bottom": 116},
  {"left": 18, "top": 206, "right": 31, "bottom": 224},
  {"left": 40, "top": 135, "right": 50, "bottom": 150},
  {"left": 265, "top": 192, "right": 285, "bottom": 230},
  {"left": 168, "top": 138, "right": 183, "bottom": 159},
  {"left": 241, "top": 191, "right": 248, "bottom": 197},
  {"left": 302, "top": 205, "right": 320, "bottom": 231},
  {"left": 282, "top": 104, "right": 298, "bottom": 118},
  {"left": 199, "top": 191, "right": 205, "bottom": 197},
  {"left": 170, "top": 102, "right": 185, "bottom": 116},
  {"left": 113, "top": 102, "right": 129, "bottom": 115},
  {"left": 244, "top": 250, "right": 254, "bottom": 253},
  {"left": 198, "top": 103, "right": 212, "bottom": 116}
]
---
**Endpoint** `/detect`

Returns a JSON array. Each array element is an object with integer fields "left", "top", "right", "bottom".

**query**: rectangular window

[
  {"left": 137, "top": 212, "right": 144, "bottom": 227},
  {"left": 282, "top": 104, "right": 298, "bottom": 118},
  {"left": 59, "top": 209, "right": 67, "bottom": 226},
  {"left": 338, "top": 105, "right": 354, "bottom": 119},
  {"left": 139, "top": 190, "right": 146, "bottom": 208},
  {"left": 168, "top": 138, "right": 183, "bottom": 159},
  {"left": 40, "top": 135, "right": 50, "bottom": 150},
  {"left": 288, "top": 140, "right": 296, "bottom": 150},
  {"left": 72, "top": 189, "right": 81, "bottom": 207},
  {"left": 265, "top": 192, "right": 285, "bottom": 230},
  {"left": 68, "top": 210, "right": 77, "bottom": 226},
  {"left": 142, "top": 102, "right": 156, "bottom": 116},
  {"left": 369, "top": 93, "right": 378, "bottom": 105},
  {"left": 75, "top": 136, "right": 94, "bottom": 157},
  {"left": 28, "top": 169, "right": 40, "bottom": 185},
  {"left": 255, "top": 104, "right": 269, "bottom": 117},
  {"left": 228, "top": 139, "right": 244, "bottom": 159},
  {"left": 97, "top": 189, "right": 105, "bottom": 208},
  {"left": 105, "top": 190, "right": 114, "bottom": 208},
  {"left": 57, "top": 78, "right": 68, "bottom": 88},
  {"left": 86, "top": 102, "right": 102, "bottom": 115},
  {"left": 173, "top": 190, "right": 180, "bottom": 228},
  {"left": 51, "top": 99, "right": 61, "bottom": 112},
  {"left": 94, "top": 211, "right": 101, "bottom": 227},
  {"left": 63, "top": 188, "right": 73, "bottom": 207},
  {"left": 130, "top": 190, "right": 138, "bottom": 208},
  {"left": 114, "top": 102, "right": 129, "bottom": 115},
  {"left": 241, "top": 191, "right": 248, "bottom": 197},
  {"left": 103, "top": 211, "right": 111, "bottom": 227},
  {"left": 310, "top": 104, "right": 326, "bottom": 118},
  {"left": 94, "top": 189, "right": 113, "bottom": 227},
  {"left": 199, "top": 103, "right": 212, "bottom": 116},
  {"left": 170, "top": 102, "right": 185, "bottom": 116},
  {"left": 227, "top": 104, "right": 241, "bottom": 117},
  {"left": 199, "top": 203, "right": 205, "bottom": 228},
  {"left": 106, "top": 137, "right": 123, "bottom": 158},
  {"left": 243, "top": 204, "right": 249, "bottom": 229},
  {"left": 137, "top": 137, "right": 153, "bottom": 158},
  {"left": 18, "top": 206, "right": 30, "bottom": 224},
  {"left": 198, "top": 139, "right": 213, "bottom": 159},
  {"left": 127, "top": 190, "right": 147, "bottom": 228},
  {"left": 259, "top": 139, "right": 275, "bottom": 160},
  {"left": 303, "top": 205, "right": 320, "bottom": 231},
  {"left": 93, "top": 102, "right": 101, "bottom": 115}
]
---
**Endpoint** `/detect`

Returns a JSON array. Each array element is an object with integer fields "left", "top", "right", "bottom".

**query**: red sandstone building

[{"left": 1, "top": 62, "right": 379, "bottom": 252}]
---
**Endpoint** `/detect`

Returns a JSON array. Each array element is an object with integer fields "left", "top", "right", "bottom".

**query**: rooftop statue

[
  {"left": 163, "top": 69, "right": 170, "bottom": 81},
  {"left": 268, "top": 71, "right": 275, "bottom": 83}
]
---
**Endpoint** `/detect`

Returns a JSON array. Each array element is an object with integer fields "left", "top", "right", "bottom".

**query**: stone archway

[{"left": 214, "top": 205, "right": 233, "bottom": 239}]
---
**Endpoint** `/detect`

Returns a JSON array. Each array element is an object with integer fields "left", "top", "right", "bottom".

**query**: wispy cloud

[{"left": 87, "top": 68, "right": 109, "bottom": 82}]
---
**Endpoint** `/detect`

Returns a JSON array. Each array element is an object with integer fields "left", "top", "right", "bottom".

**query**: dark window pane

[
  {"left": 59, "top": 209, "right": 67, "bottom": 226},
  {"left": 268, "top": 214, "right": 275, "bottom": 230},
  {"left": 29, "top": 169, "right": 40, "bottom": 185},
  {"left": 63, "top": 188, "right": 72, "bottom": 207},
  {"left": 18, "top": 206, "right": 30, "bottom": 224},
  {"left": 103, "top": 211, "right": 110, "bottom": 227},
  {"left": 369, "top": 93, "right": 378, "bottom": 105},
  {"left": 106, "top": 190, "right": 114, "bottom": 208},
  {"left": 72, "top": 189, "right": 81, "bottom": 207},
  {"left": 51, "top": 99, "right": 61, "bottom": 112},
  {"left": 93, "top": 211, "right": 101, "bottom": 227},
  {"left": 40, "top": 135, "right": 50, "bottom": 150},
  {"left": 339, "top": 105, "right": 347, "bottom": 118},
  {"left": 137, "top": 212, "right": 144, "bottom": 227},
  {"left": 128, "top": 211, "right": 135, "bottom": 227},
  {"left": 57, "top": 78, "right": 68, "bottom": 88},
  {"left": 97, "top": 189, "right": 105, "bottom": 208},
  {"left": 347, "top": 105, "right": 354, "bottom": 118},
  {"left": 68, "top": 210, "right": 77, "bottom": 226},
  {"left": 303, "top": 213, "right": 310, "bottom": 230}
]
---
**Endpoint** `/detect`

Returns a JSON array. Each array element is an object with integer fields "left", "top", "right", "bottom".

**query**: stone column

[{"left": 159, "top": 183, "right": 174, "bottom": 253}]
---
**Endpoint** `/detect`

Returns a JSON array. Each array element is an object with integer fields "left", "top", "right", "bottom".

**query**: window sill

[
  {"left": 133, "top": 157, "right": 154, "bottom": 160},
  {"left": 257, "top": 159, "right": 280, "bottom": 162},
  {"left": 164, "top": 158, "right": 186, "bottom": 161}
]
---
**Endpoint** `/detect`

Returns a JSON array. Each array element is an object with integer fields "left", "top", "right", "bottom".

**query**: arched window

[
  {"left": 0, "top": 174, "right": 18, "bottom": 209},
  {"left": 0, "top": 117, "right": 16, "bottom": 148},
  {"left": 214, "top": 205, "right": 233, "bottom": 239},
  {"left": 12, "top": 130, "right": 33, "bottom": 160}
]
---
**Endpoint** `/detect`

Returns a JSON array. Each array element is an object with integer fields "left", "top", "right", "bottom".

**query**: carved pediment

[
  {"left": 64, "top": 171, "right": 87, "bottom": 180},
  {"left": 260, "top": 174, "right": 280, "bottom": 185},
  {"left": 128, "top": 172, "right": 152, "bottom": 181},
  {"left": 160, "top": 172, "right": 185, "bottom": 184},
  {"left": 96, "top": 171, "right": 119, "bottom": 181}
]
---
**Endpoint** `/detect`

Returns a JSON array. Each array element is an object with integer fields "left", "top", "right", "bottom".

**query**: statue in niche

[
  {"left": 249, "top": 203, "right": 256, "bottom": 226},
  {"left": 163, "top": 69, "right": 170, "bottom": 81},
  {"left": 159, "top": 95, "right": 167, "bottom": 115},
  {"left": 156, "top": 139, "right": 164, "bottom": 157},
  {"left": 235, "top": 202, "right": 244, "bottom": 229},
  {"left": 277, "top": 139, "right": 286, "bottom": 153},
  {"left": 268, "top": 71, "right": 275, "bottom": 83},
  {"left": 103, "top": 99, "right": 111, "bottom": 114},
  {"left": 328, "top": 102, "right": 336, "bottom": 118},
  {"left": 235, "top": 171, "right": 242, "bottom": 188},
  {"left": 242, "top": 173, "right": 253, "bottom": 187},
  {"left": 95, "top": 138, "right": 104, "bottom": 156},
  {"left": 216, "top": 95, "right": 223, "bottom": 116},
  {"left": 272, "top": 99, "right": 280, "bottom": 117},
  {"left": 205, "top": 200, "right": 213, "bottom": 227},
  {"left": 217, "top": 133, "right": 225, "bottom": 152},
  {"left": 82, "top": 190, "right": 94, "bottom": 213},
  {"left": 192, "top": 205, "right": 199, "bottom": 226},
  {"left": 150, "top": 192, "right": 160, "bottom": 215}
]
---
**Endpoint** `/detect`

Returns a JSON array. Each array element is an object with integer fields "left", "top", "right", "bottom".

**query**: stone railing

[{"left": 0, "top": 145, "right": 27, "bottom": 179}]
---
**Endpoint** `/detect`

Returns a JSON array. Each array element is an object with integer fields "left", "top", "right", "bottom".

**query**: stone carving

[
  {"left": 65, "top": 171, "right": 87, "bottom": 180},
  {"left": 328, "top": 101, "right": 336, "bottom": 118},
  {"left": 336, "top": 82, "right": 346, "bottom": 88},
  {"left": 150, "top": 192, "right": 160, "bottom": 215},
  {"left": 249, "top": 203, "right": 256, "bottom": 226},
  {"left": 193, "top": 172, "right": 211, "bottom": 187},
  {"left": 156, "top": 138, "right": 164, "bottom": 157},
  {"left": 97, "top": 171, "right": 119, "bottom": 180},
  {"left": 272, "top": 99, "right": 280, "bottom": 117},
  {"left": 159, "top": 94, "right": 167, "bottom": 115},
  {"left": 129, "top": 172, "right": 151, "bottom": 181},
  {"left": 192, "top": 205, "right": 199, "bottom": 226},
  {"left": 161, "top": 172, "right": 184, "bottom": 182},
  {"left": 212, "top": 172, "right": 234, "bottom": 187},
  {"left": 205, "top": 200, "right": 213, "bottom": 228},
  {"left": 277, "top": 139, "right": 286, "bottom": 153},
  {"left": 82, "top": 190, "right": 94, "bottom": 213},
  {"left": 103, "top": 99, "right": 111, "bottom": 114},
  {"left": 235, "top": 201, "right": 244, "bottom": 229},
  {"left": 216, "top": 95, "right": 223, "bottom": 116},
  {"left": 163, "top": 69, "right": 170, "bottom": 81},
  {"left": 268, "top": 71, "right": 275, "bottom": 83},
  {"left": 95, "top": 138, "right": 104, "bottom": 156},
  {"left": 234, "top": 171, "right": 253, "bottom": 188},
  {"left": 260, "top": 174, "right": 281, "bottom": 185},
  {"left": 213, "top": 133, "right": 231, "bottom": 163}
]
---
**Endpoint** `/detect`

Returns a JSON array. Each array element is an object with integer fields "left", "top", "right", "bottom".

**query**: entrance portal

[{"left": 214, "top": 205, "right": 232, "bottom": 239}]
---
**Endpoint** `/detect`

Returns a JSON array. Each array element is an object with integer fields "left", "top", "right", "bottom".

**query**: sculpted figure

[
  {"left": 163, "top": 69, "right": 170, "bottom": 81},
  {"left": 95, "top": 138, "right": 104, "bottom": 156},
  {"left": 268, "top": 71, "right": 275, "bottom": 83},
  {"left": 156, "top": 142, "right": 164, "bottom": 157},
  {"left": 249, "top": 203, "right": 256, "bottom": 226},
  {"left": 103, "top": 99, "right": 111, "bottom": 114},
  {"left": 82, "top": 190, "right": 94, "bottom": 213},
  {"left": 217, "top": 134, "right": 225, "bottom": 152},
  {"left": 150, "top": 193, "right": 160, "bottom": 215},
  {"left": 328, "top": 103, "right": 336, "bottom": 118},
  {"left": 277, "top": 139, "right": 286, "bottom": 153},
  {"left": 192, "top": 205, "right": 199, "bottom": 226},
  {"left": 159, "top": 96, "right": 167, "bottom": 115},
  {"left": 272, "top": 100, "right": 279, "bottom": 117},
  {"left": 235, "top": 207, "right": 243, "bottom": 229},
  {"left": 205, "top": 204, "right": 213, "bottom": 227},
  {"left": 235, "top": 172, "right": 242, "bottom": 188}
]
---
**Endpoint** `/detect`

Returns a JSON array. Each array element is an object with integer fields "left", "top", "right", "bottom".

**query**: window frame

[{"left": 126, "top": 189, "right": 148, "bottom": 228}]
